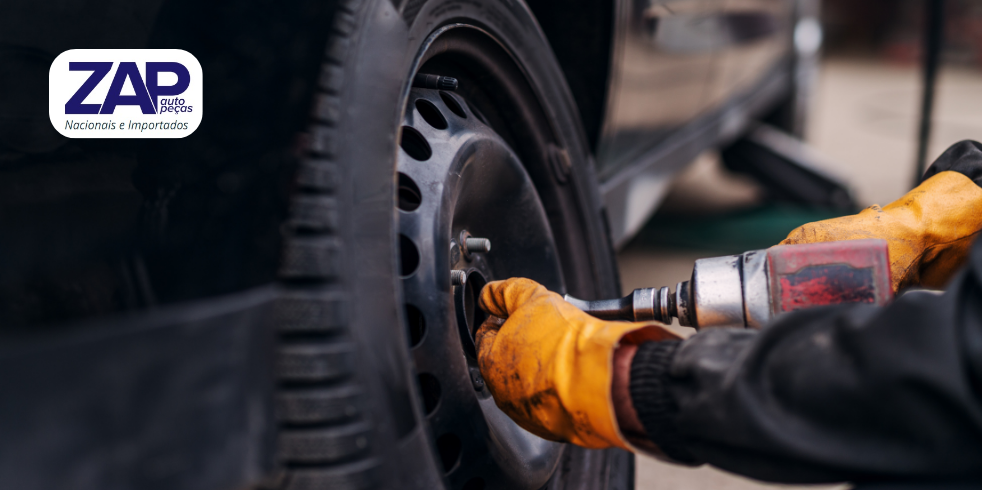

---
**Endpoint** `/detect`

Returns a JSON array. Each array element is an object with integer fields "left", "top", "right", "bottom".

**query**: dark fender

[{"left": 526, "top": 0, "right": 615, "bottom": 152}]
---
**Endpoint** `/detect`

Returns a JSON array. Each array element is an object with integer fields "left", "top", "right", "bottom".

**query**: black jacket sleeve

[{"left": 630, "top": 140, "right": 982, "bottom": 484}]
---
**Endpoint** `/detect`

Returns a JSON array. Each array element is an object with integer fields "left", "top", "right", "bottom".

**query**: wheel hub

[{"left": 397, "top": 86, "right": 566, "bottom": 489}]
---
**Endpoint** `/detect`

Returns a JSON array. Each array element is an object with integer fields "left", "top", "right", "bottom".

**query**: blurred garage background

[{"left": 623, "top": 1, "right": 982, "bottom": 488}]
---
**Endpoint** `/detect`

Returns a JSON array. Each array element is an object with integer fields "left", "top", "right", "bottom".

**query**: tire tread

[
  {"left": 274, "top": 0, "right": 374, "bottom": 486},
  {"left": 278, "top": 421, "right": 372, "bottom": 463},
  {"left": 283, "top": 459, "right": 380, "bottom": 490},
  {"left": 277, "top": 384, "right": 364, "bottom": 424}
]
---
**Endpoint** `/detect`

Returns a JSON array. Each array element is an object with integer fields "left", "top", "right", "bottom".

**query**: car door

[
  {"left": 704, "top": 0, "right": 794, "bottom": 120},
  {"left": 596, "top": 0, "right": 723, "bottom": 181}
]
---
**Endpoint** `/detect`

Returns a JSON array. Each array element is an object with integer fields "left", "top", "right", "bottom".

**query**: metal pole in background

[{"left": 914, "top": 0, "right": 945, "bottom": 187}]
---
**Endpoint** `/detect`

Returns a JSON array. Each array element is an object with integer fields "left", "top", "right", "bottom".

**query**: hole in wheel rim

[
  {"left": 436, "top": 433, "right": 462, "bottom": 473},
  {"left": 398, "top": 172, "right": 422, "bottom": 211},
  {"left": 440, "top": 91, "right": 467, "bottom": 119},
  {"left": 400, "top": 126, "right": 432, "bottom": 161},
  {"left": 418, "top": 373, "right": 441, "bottom": 415},
  {"left": 453, "top": 270, "right": 486, "bottom": 359},
  {"left": 405, "top": 304, "right": 426, "bottom": 347},
  {"left": 415, "top": 99, "right": 449, "bottom": 130},
  {"left": 399, "top": 234, "right": 420, "bottom": 277},
  {"left": 464, "top": 271, "right": 488, "bottom": 338}
]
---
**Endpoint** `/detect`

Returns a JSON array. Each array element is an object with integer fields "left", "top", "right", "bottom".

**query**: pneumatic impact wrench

[{"left": 565, "top": 239, "right": 895, "bottom": 329}]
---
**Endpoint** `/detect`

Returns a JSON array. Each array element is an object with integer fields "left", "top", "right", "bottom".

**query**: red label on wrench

[{"left": 767, "top": 239, "right": 893, "bottom": 314}]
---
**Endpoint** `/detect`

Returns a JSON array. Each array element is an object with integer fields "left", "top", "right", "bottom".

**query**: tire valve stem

[
  {"left": 413, "top": 73, "right": 459, "bottom": 91},
  {"left": 451, "top": 270, "right": 467, "bottom": 287}
]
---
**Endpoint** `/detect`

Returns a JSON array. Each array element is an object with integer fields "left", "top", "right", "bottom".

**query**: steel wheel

[{"left": 397, "top": 82, "right": 566, "bottom": 489}]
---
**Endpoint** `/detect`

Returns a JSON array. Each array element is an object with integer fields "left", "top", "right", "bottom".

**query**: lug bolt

[
  {"left": 465, "top": 237, "right": 491, "bottom": 254},
  {"left": 451, "top": 270, "right": 467, "bottom": 286},
  {"left": 460, "top": 230, "right": 491, "bottom": 258},
  {"left": 469, "top": 367, "right": 486, "bottom": 391}
]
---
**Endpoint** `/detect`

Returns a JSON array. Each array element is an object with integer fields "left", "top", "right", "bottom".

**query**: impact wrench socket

[{"left": 565, "top": 240, "right": 894, "bottom": 329}]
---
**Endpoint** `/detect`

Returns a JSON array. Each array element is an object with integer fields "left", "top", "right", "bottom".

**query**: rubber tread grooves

[
  {"left": 277, "top": 384, "right": 365, "bottom": 423},
  {"left": 313, "top": 94, "right": 341, "bottom": 124},
  {"left": 296, "top": 159, "right": 339, "bottom": 191},
  {"left": 283, "top": 458, "right": 380, "bottom": 490},
  {"left": 289, "top": 195, "right": 339, "bottom": 231},
  {"left": 278, "top": 342, "right": 355, "bottom": 382},
  {"left": 275, "top": 290, "right": 348, "bottom": 333},
  {"left": 273, "top": 0, "right": 376, "bottom": 485},
  {"left": 278, "top": 421, "right": 372, "bottom": 463},
  {"left": 279, "top": 237, "right": 342, "bottom": 279}
]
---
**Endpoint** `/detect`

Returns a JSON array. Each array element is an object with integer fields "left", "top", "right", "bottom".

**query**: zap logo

[{"left": 49, "top": 49, "right": 203, "bottom": 138}]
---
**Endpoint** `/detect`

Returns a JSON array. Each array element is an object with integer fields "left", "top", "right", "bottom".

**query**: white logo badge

[{"left": 49, "top": 49, "right": 203, "bottom": 138}]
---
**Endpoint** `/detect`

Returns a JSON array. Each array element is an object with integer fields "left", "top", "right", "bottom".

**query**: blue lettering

[
  {"left": 100, "top": 62, "right": 155, "bottom": 115},
  {"left": 145, "top": 62, "right": 190, "bottom": 112},
  {"left": 65, "top": 62, "right": 112, "bottom": 114}
]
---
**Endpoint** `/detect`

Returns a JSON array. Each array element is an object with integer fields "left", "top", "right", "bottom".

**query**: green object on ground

[{"left": 628, "top": 205, "right": 849, "bottom": 255}]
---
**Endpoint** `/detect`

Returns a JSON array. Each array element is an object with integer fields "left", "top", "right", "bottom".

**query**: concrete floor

[
  {"left": 620, "top": 57, "right": 982, "bottom": 489},
  {"left": 807, "top": 58, "right": 982, "bottom": 207}
]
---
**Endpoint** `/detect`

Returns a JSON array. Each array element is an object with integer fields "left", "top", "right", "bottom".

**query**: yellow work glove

[
  {"left": 781, "top": 171, "right": 982, "bottom": 291},
  {"left": 475, "top": 278, "right": 680, "bottom": 451}
]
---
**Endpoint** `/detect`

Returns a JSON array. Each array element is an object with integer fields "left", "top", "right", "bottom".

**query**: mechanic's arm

[
  {"left": 627, "top": 254, "right": 982, "bottom": 483},
  {"left": 477, "top": 140, "right": 982, "bottom": 483},
  {"left": 625, "top": 140, "right": 982, "bottom": 483}
]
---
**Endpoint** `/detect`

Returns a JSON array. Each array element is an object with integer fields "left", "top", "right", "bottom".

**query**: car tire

[{"left": 271, "top": 0, "right": 632, "bottom": 489}]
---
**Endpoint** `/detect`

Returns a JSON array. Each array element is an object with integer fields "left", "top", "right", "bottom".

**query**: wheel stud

[
  {"left": 465, "top": 237, "right": 491, "bottom": 254},
  {"left": 451, "top": 270, "right": 467, "bottom": 286},
  {"left": 460, "top": 231, "right": 491, "bottom": 258}
]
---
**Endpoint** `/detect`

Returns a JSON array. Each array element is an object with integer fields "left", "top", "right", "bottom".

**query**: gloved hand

[
  {"left": 475, "top": 278, "right": 680, "bottom": 451},
  {"left": 781, "top": 171, "right": 982, "bottom": 291}
]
